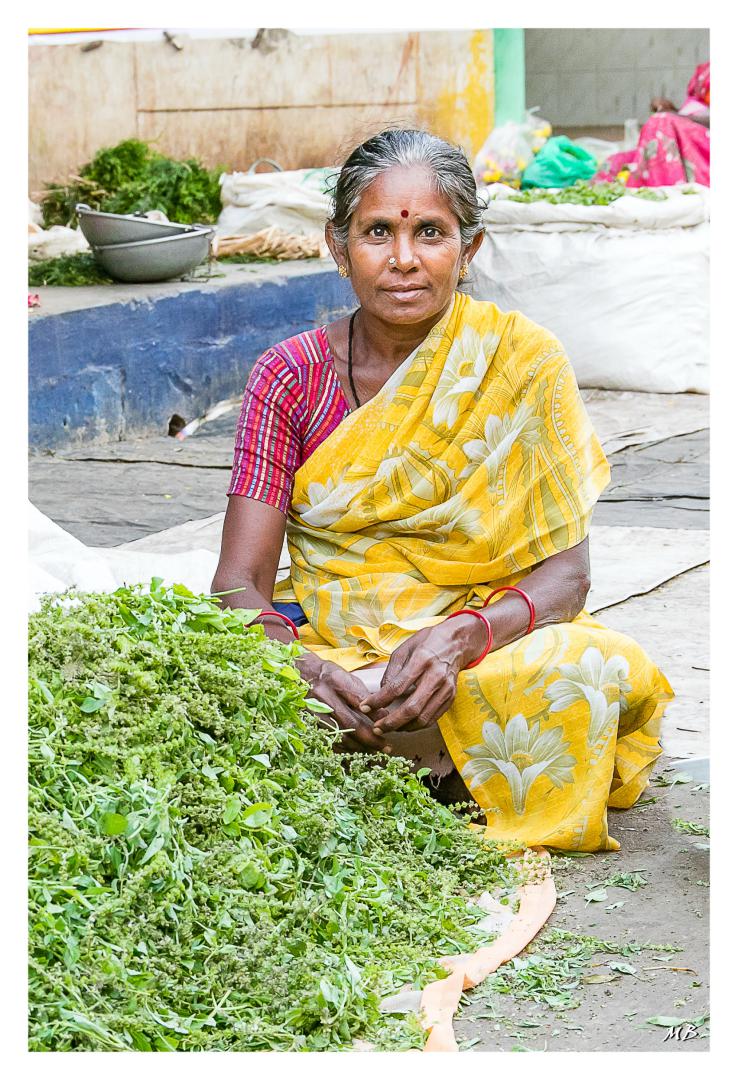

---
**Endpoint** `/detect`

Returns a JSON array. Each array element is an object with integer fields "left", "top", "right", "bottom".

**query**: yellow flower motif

[
  {"left": 461, "top": 404, "right": 545, "bottom": 483},
  {"left": 461, "top": 714, "right": 576, "bottom": 814},
  {"left": 375, "top": 443, "right": 455, "bottom": 505},
  {"left": 293, "top": 474, "right": 363, "bottom": 528},
  {"left": 430, "top": 326, "right": 499, "bottom": 430},
  {"left": 544, "top": 647, "right": 631, "bottom": 746},
  {"left": 385, "top": 496, "right": 483, "bottom": 543}
]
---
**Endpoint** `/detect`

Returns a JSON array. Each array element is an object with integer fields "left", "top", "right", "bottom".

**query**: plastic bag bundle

[
  {"left": 521, "top": 136, "right": 598, "bottom": 189},
  {"left": 473, "top": 109, "right": 552, "bottom": 188},
  {"left": 28, "top": 224, "right": 89, "bottom": 262}
]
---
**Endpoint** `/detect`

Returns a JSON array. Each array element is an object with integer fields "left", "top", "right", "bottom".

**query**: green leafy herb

[
  {"left": 28, "top": 581, "right": 515, "bottom": 1051},
  {"left": 671, "top": 819, "right": 709, "bottom": 836},
  {"left": 41, "top": 139, "right": 223, "bottom": 228},
  {"left": 28, "top": 253, "right": 116, "bottom": 287},
  {"left": 507, "top": 179, "right": 669, "bottom": 206},
  {"left": 28, "top": 250, "right": 279, "bottom": 288}
]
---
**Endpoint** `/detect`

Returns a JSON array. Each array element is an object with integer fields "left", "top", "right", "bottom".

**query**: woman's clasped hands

[{"left": 360, "top": 617, "right": 488, "bottom": 737}]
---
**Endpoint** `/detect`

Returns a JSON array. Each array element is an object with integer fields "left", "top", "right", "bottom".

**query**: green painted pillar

[{"left": 493, "top": 29, "right": 526, "bottom": 125}]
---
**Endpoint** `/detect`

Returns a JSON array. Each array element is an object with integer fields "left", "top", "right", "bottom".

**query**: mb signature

[{"left": 663, "top": 1022, "right": 700, "bottom": 1043}]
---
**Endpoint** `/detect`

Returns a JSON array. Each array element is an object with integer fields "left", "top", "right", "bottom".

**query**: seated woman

[
  {"left": 213, "top": 129, "right": 672, "bottom": 853},
  {"left": 595, "top": 60, "right": 710, "bottom": 187}
]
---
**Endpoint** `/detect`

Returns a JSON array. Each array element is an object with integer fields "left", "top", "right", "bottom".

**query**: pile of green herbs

[
  {"left": 40, "top": 139, "right": 223, "bottom": 228},
  {"left": 28, "top": 253, "right": 116, "bottom": 288},
  {"left": 507, "top": 180, "right": 669, "bottom": 206},
  {"left": 27, "top": 252, "right": 278, "bottom": 288},
  {"left": 29, "top": 581, "right": 516, "bottom": 1052}
]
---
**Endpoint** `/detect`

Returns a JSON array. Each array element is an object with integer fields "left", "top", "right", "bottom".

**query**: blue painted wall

[{"left": 29, "top": 269, "right": 356, "bottom": 447}]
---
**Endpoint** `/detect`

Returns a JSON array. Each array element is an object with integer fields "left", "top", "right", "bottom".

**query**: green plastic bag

[{"left": 521, "top": 136, "right": 598, "bottom": 189}]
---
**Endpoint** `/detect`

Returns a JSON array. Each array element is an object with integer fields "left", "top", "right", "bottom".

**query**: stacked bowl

[{"left": 76, "top": 205, "right": 214, "bottom": 283}]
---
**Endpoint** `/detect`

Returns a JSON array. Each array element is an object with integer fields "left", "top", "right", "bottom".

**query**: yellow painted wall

[{"left": 28, "top": 30, "right": 494, "bottom": 195}]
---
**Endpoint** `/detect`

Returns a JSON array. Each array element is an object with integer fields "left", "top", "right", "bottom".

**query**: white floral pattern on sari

[
  {"left": 544, "top": 646, "right": 631, "bottom": 746},
  {"left": 430, "top": 326, "right": 499, "bottom": 429},
  {"left": 461, "top": 714, "right": 576, "bottom": 814}
]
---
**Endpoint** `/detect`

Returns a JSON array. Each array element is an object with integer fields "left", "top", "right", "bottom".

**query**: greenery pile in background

[
  {"left": 29, "top": 581, "right": 516, "bottom": 1051},
  {"left": 216, "top": 253, "right": 282, "bottom": 265},
  {"left": 27, "top": 251, "right": 278, "bottom": 288},
  {"left": 507, "top": 179, "right": 670, "bottom": 205},
  {"left": 28, "top": 253, "right": 116, "bottom": 288},
  {"left": 41, "top": 139, "right": 223, "bottom": 228}
]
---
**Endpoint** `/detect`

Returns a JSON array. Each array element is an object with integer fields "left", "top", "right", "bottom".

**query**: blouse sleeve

[{"left": 227, "top": 348, "right": 305, "bottom": 515}]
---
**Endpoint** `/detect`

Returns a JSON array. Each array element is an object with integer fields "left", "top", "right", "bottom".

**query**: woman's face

[{"left": 331, "top": 165, "right": 483, "bottom": 325}]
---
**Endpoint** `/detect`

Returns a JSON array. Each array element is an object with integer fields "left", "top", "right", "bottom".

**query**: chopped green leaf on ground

[
  {"left": 671, "top": 819, "right": 709, "bottom": 836},
  {"left": 652, "top": 771, "right": 693, "bottom": 787},
  {"left": 589, "top": 870, "right": 649, "bottom": 892},
  {"left": 468, "top": 927, "right": 681, "bottom": 1015}
]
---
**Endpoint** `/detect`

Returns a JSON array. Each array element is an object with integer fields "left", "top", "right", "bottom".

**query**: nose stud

[{"left": 388, "top": 257, "right": 397, "bottom": 266}]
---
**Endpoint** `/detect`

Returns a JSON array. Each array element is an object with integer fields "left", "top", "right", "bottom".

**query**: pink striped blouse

[{"left": 227, "top": 326, "right": 351, "bottom": 514}]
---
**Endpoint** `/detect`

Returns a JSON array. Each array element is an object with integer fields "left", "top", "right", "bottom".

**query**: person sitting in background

[{"left": 595, "top": 60, "right": 710, "bottom": 187}]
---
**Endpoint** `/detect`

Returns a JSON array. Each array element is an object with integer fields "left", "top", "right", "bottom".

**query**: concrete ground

[{"left": 28, "top": 392, "right": 709, "bottom": 1051}]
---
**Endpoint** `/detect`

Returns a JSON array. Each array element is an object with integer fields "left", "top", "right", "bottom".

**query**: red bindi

[{"left": 400, "top": 209, "right": 409, "bottom": 218}]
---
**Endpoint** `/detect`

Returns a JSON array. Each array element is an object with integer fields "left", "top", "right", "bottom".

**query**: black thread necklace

[{"left": 347, "top": 309, "right": 361, "bottom": 411}]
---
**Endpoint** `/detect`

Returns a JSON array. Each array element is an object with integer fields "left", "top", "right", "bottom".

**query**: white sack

[
  {"left": 28, "top": 199, "right": 44, "bottom": 226},
  {"left": 28, "top": 224, "right": 89, "bottom": 262},
  {"left": 473, "top": 187, "right": 709, "bottom": 393},
  {"left": 217, "top": 168, "right": 334, "bottom": 237}
]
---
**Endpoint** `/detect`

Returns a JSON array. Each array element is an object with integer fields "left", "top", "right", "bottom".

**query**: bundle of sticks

[{"left": 213, "top": 226, "right": 330, "bottom": 261}]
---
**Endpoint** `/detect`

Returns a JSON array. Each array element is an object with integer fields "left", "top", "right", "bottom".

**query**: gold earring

[
  {"left": 459, "top": 261, "right": 469, "bottom": 281},
  {"left": 338, "top": 265, "right": 349, "bottom": 278}
]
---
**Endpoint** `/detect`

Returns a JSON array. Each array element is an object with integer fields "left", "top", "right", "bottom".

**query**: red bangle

[
  {"left": 482, "top": 586, "right": 536, "bottom": 635},
  {"left": 447, "top": 608, "right": 494, "bottom": 669},
  {"left": 252, "top": 610, "right": 299, "bottom": 640}
]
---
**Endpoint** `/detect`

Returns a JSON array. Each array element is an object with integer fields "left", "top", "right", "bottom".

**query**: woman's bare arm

[
  {"left": 479, "top": 535, "right": 592, "bottom": 650},
  {"left": 211, "top": 494, "right": 289, "bottom": 629},
  {"left": 211, "top": 495, "right": 385, "bottom": 750}
]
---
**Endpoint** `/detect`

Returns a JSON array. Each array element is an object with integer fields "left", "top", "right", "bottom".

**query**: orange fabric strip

[{"left": 420, "top": 849, "right": 556, "bottom": 1052}]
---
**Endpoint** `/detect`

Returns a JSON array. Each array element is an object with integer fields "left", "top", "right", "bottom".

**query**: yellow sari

[{"left": 274, "top": 292, "right": 672, "bottom": 851}]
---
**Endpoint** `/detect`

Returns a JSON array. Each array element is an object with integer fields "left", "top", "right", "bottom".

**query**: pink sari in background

[{"left": 596, "top": 61, "right": 710, "bottom": 187}]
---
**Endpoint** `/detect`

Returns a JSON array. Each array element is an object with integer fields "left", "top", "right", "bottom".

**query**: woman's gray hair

[{"left": 328, "top": 129, "right": 485, "bottom": 248}]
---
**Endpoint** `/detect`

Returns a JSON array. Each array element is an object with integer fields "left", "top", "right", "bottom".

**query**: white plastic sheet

[{"left": 28, "top": 504, "right": 218, "bottom": 611}]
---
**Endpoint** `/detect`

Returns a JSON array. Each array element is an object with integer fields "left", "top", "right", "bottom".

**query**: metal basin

[
  {"left": 91, "top": 228, "right": 213, "bottom": 283},
  {"left": 76, "top": 203, "right": 198, "bottom": 246}
]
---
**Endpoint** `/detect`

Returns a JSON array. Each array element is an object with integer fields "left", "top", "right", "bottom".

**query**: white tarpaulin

[
  {"left": 473, "top": 184, "right": 709, "bottom": 394},
  {"left": 581, "top": 388, "right": 708, "bottom": 455}
]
